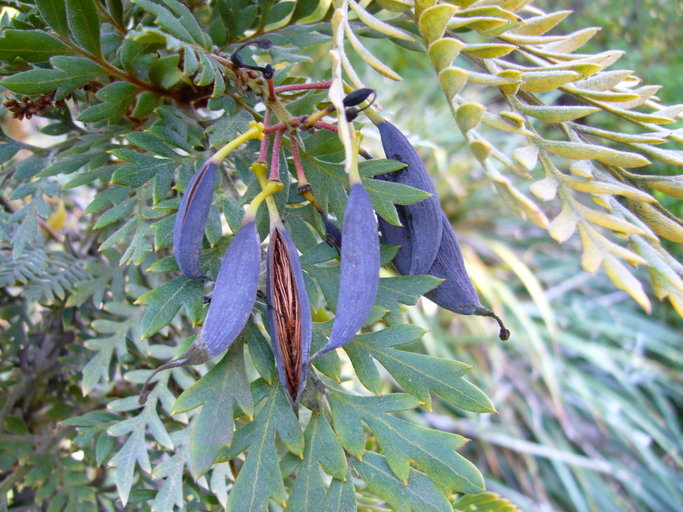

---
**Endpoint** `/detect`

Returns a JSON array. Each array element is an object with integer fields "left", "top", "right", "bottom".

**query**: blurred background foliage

[{"left": 329, "top": 2, "right": 683, "bottom": 510}]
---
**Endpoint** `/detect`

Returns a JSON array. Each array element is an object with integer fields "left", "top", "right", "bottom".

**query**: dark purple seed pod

[
  {"left": 317, "top": 184, "right": 379, "bottom": 356},
  {"left": 201, "top": 221, "right": 261, "bottom": 356},
  {"left": 139, "top": 220, "right": 262, "bottom": 404},
  {"left": 343, "top": 88, "right": 375, "bottom": 107},
  {"left": 173, "top": 161, "right": 217, "bottom": 279},
  {"left": 377, "top": 121, "right": 443, "bottom": 276},
  {"left": 321, "top": 212, "right": 342, "bottom": 252},
  {"left": 266, "top": 226, "right": 312, "bottom": 404},
  {"left": 425, "top": 213, "right": 510, "bottom": 341},
  {"left": 377, "top": 207, "right": 411, "bottom": 275}
]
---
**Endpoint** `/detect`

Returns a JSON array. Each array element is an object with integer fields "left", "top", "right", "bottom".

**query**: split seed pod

[
  {"left": 266, "top": 226, "right": 312, "bottom": 404},
  {"left": 377, "top": 121, "right": 443, "bottom": 275},
  {"left": 139, "top": 221, "right": 261, "bottom": 403},
  {"left": 317, "top": 184, "right": 380, "bottom": 356},
  {"left": 173, "top": 161, "right": 217, "bottom": 278}
]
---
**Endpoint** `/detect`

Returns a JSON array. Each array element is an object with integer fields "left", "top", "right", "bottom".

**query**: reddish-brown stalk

[
  {"left": 259, "top": 109, "right": 271, "bottom": 162},
  {"left": 274, "top": 80, "right": 332, "bottom": 93},
  {"left": 269, "top": 128, "right": 285, "bottom": 181},
  {"left": 289, "top": 134, "right": 308, "bottom": 185},
  {"left": 313, "top": 121, "right": 337, "bottom": 132}
]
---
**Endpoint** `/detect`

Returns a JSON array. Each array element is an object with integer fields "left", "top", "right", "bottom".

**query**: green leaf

[
  {"left": 137, "top": 276, "right": 205, "bottom": 339},
  {"left": 149, "top": 55, "right": 183, "bottom": 89},
  {"left": 82, "top": 302, "right": 140, "bottom": 395},
  {"left": 93, "top": 197, "right": 136, "bottom": 229},
  {"left": 288, "top": 413, "right": 348, "bottom": 511},
  {"left": 151, "top": 448, "right": 186, "bottom": 512},
  {"left": 364, "top": 177, "right": 432, "bottom": 226},
  {"left": 327, "top": 476, "right": 356, "bottom": 512},
  {"left": 110, "top": 149, "right": 183, "bottom": 188},
  {"left": 66, "top": 0, "right": 102, "bottom": 56},
  {"left": 221, "top": 384, "right": 304, "bottom": 511},
  {"left": 0, "top": 30, "right": 73, "bottom": 62},
  {"left": 454, "top": 492, "right": 523, "bottom": 512},
  {"left": 78, "top": 82, "right": 138, "bottom": 123},
  {"left": 108, "top": 394, "right": 173, "bottom": 505},
  {"left": 0, "top": 56, "right": 103, "bottom": 97},
  {"left": 133, "top": 0, "right": 197, "bottom": 44},
  {"left": 375, "top": 275, "right": 443, "bottom": 324},
  {"left": 245, "top": 321, "right": 277, "bottom": 383},
  {"left": 347, "top": 325, "right": 494, "bottom": 413},
  {"left": 353, "top": 452, "right": 453, "bottom": 512},
  {"left": 36, "top": 0, "right": 70, "bottom": 36},
  {"left": 173, "top": 341, "right": 254, "bottom": 478},
  {"left": 329, "top": 391, "right": 484, "bottom": 494}
]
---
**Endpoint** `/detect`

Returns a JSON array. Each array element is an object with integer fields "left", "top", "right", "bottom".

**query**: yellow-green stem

[
  {"left": 244, "top": 180, "right": 284, "bottom": 221},
  {"left": 349, "top": 131, "right": 362, "bottom": 185},
  {"left": 211, "top": 121, "right": 265, "bottom": 163},
  {"left": 250, "top": 162, "right": 281, "bottom": 222}
]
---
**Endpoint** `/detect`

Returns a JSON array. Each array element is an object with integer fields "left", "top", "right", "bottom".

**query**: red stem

[
  {"left": 269, "top": 129, "right": 285, "bottom": 181},
  {"left": 289, "top": 135, "right": 307, "bottom": 184},
  {"left": 259, "top": 110, "right": 271, "bottom": 162},
  {"left": 274, "top": 81, "right": 333, "bottom": 93},
  {"left": 314, "top": 121, "right": 338, "bottom": 132}
]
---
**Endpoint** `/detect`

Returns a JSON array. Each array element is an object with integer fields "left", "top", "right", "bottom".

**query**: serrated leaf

[
  {"left": 288, "top": 413, "right": 347, "bottom": 511},
  {"left": 375, "top": 275, "right": 442, "bottom": 324},
  {"left": 364, "top": 177, "right": 432, "bottom": 226},
  {"left": 110, "top": 149, "right": 183, "bottom": 187},
  {"left": 137, "top": 276, "right": 204, "bottom": 338},
  {"left": 347, "top": 326, "right": 492, "bottom": 412},
  {"left": 222, "top": 384, "right": 303, "bottom": 511},
  {"left": 173, "top": 341, "right": 254, "bottom": 477},
  {"left": 78, "top": 82, "right": 138, "bottom": 123},
  {"left": 329, "top": 390, "right": 484, "bottom": 494},
  {"left": 151, "top": 449, "right": 186, "bottom": 512},
  {"left": 353, "top": 452, "right": 454, "bottom": 512}
]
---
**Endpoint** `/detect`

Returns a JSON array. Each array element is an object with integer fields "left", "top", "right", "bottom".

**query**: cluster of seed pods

[
  {"left": 371, "top": 116, "right": 509, "bottom": 341},
  {"left": 139, "top": 75, "right": 506, "bottom": 406}
]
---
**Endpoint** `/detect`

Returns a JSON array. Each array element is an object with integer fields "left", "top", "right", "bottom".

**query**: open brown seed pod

[{"left": 266, "top": 226, "right": 312, "bottom": 404}]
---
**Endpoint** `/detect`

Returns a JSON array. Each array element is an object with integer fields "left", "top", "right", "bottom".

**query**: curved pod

[
  {"left": 319, "top": 184, "right": 380, "bottom": 355},
  {"left": 173, "top": 161, "right": 217, "bottom": 278}
]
